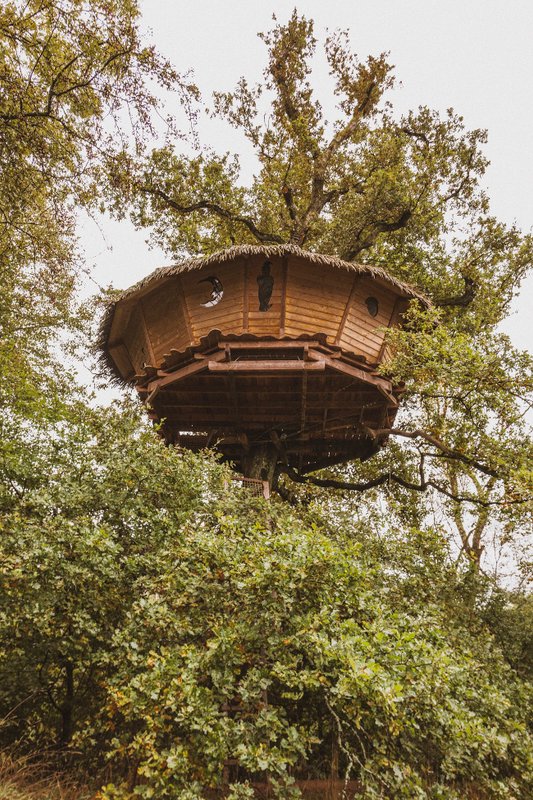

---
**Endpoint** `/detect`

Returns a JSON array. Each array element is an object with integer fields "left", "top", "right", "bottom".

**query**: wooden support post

[
  {"left": 329, "top": 733, "right": 340, "bottom": 800},
  {"left": 300, "top": 371, "right": 308, "bottom": 433}
]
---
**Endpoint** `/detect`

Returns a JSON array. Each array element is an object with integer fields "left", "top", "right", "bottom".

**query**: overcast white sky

[{"left": 82, "top": 0, "right": 532, "bottom": 350}]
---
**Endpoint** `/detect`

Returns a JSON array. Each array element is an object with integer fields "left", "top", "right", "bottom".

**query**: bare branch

[
  {"left": 141, "top": 186, "right": 284, "bottom": 244},
  {"left": 282, "top": 465, "right": 530, "bottom": 508},
  {"left": 373, "top": 427, "right": 499, "bottom": 477}
]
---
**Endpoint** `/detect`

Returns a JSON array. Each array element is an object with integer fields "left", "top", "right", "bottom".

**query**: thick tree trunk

[{"left": 242, "top": 444, "right": 278, "bottom": 489}]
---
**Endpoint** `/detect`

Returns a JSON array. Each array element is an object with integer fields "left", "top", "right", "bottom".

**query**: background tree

[
  {"left": 0, "top": 0, "right": 194, "bottom": 423},
  {"left": 1, "top": 402, "right": 531, "bottom": 799}
]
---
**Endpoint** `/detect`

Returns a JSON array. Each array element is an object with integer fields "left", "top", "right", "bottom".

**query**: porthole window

[
  {"left": 365, "top": 296, "right": 379, "bottom": 317},
  {"left": 199, "top": 276, "right": 223, "bottom": 307}
]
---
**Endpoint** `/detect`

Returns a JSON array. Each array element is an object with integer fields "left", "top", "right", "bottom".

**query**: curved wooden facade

[{"left": 100, "top": 245, "right": 427, "bottom": 474}]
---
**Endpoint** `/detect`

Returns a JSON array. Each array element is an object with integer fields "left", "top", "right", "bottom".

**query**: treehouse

[{"left": 99, "top": 244, "right": 427, "bottom": 486}]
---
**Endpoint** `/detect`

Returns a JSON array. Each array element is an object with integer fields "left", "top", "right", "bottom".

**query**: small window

[{"left": 365, "top": 296, "right": 379, "bottom": 317}]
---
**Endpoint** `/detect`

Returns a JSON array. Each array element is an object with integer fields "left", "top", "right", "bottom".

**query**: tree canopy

[
  {"left": 0, "top": 0, "right": 192, "bottom": 423},
  {"left": 107, "top": 10, "right": 532, "bottom": 572}
]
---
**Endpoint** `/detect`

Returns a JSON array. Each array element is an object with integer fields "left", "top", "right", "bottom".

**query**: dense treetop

[{"left": 103, "top": 11, "right": 533, "bottom": 569}]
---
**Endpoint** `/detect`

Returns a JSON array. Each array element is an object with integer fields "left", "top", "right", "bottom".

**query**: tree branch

[
  {"left": 282, "top": 465, "right": 529, "bottom": 508},
  {"left": 435, "top": 276, "right": 478, "bottom": 308},
  {"left": 325, "top": 79, "right": 377, "bottom": 158},
  {"left": 141, "top": 186, "right": 284, "bottom": 244},
  {"left": 281, "top": 184, "right": 297, "bottom": 222},
  {"left": 0, "top": 46, "right": 132, "bottom": 122},
  {"left": 372, "top": 427, "right": 499, "bottom": 477},
  {"left": 343, "top": 208, "right": 412, "bottom": 260},
  {"left": 289, "top": 81, "right": 380, "bottom": 245},
  {"left": 400, "top": 126, "right": 429, "bottom": 146}
]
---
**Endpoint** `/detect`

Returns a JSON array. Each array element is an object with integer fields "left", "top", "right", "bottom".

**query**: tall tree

[{"left": 111, "top": 11, "right": 531, "bottom": 571}]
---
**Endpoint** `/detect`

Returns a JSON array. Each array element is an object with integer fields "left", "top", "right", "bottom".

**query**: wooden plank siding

[
  {"left": 140, "top": 279, "right": 190, "bottom": 365},
  {"left": 107, "top": 341, "right": 134, "bottom": 379},
  {"left": 105, "top": 249, "right": 419, "bottom": 470},
  {"left": 123, "top": 305, "right": 151, "bottom": 375},
  {"left": 119, "top": 253, "right": 407, "bottom": 377},
  {"left": 246, "top": 254, "right": 284, "bottom": 337},
  {"left": 181, "top": 261, "right": 245, "bottom": 340},
  {"left": 338, "top": 277, "right": 397, "bottom": 362},
  {"left": 284, "top": 256, "right": 353, "bottom": 341}
]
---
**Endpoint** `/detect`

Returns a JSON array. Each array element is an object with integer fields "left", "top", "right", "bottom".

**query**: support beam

[
  {"left": 208, "top": 360, "right": 325, "bottom": 372},
  {"left": 146, "top": 350, "right": 227, "bottom": 392},
  {"left": 306, "top": 349, "right": 398, "bottom": 405},
  {"left": 217, "top": 340, "right": 321, "bottom": 350}
]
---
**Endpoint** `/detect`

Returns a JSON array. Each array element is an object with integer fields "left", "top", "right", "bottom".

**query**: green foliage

[
  {"left": 1, "top": 407, "right": 531, "bottom": 798},
  {"left": 0, "top": 400, "right": 225, "bottom": 747},
  {"left": 0, "top": 6, "right": 531, "bottom": 800},
  {"left": 0, "top": 0, "right": 192, "bottom": 423}
]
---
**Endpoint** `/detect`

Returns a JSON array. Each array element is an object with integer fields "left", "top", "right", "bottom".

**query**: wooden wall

[
  {"left": 338, "top": 275, "right": 398, "bottom": 361},
  {"left": 283, "top": 255, "right": 354, "bottom": 341},
  {"left": 110, "top": 254, "right": 407, "bottom": 378}
]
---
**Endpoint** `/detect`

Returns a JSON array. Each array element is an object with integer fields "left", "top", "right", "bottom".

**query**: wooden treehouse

[{"left": 99, "top": 244, "right": 427, "bottom": 487}]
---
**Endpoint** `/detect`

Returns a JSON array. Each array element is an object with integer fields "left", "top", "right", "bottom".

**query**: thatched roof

[{"left": 97, "top": 244, "right": 429, "bottom": 382}]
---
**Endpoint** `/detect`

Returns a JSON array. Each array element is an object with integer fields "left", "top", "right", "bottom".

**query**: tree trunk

[
  {"left": 242, "top": 444, "right": 278, "bottom": 489},
  {"left": 329, "top": 731, "right": 340, "bottom": 800}
]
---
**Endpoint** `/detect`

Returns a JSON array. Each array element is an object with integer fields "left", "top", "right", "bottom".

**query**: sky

[{"left": 81, "top": 0, "right": 533, "bottom": 350}]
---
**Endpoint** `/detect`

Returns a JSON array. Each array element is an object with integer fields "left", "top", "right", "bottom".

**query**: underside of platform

[{"left": 134, "top": 332, "right": 401, "bottom": 475}]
